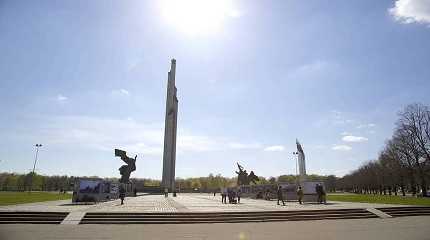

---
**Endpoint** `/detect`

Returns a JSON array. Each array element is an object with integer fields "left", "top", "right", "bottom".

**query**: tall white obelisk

[
  {"left": 162, "top": 59, "right": 178, "bottom": 192},
  {"left": 296, "top": 139, "right": 307, "bottom": 183}
]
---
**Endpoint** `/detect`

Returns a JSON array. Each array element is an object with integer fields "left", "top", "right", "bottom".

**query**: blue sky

[{"left": 1, "top": 0, "right": 429, "bottom": 179}]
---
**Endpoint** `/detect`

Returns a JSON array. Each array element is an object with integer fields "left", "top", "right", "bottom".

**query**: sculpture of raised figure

[
  {"left": 115, "top": 149, "right": 137, "bottom": 184},
  {"left": 235, "top": 162, "right": 259, "bottom": 186},
  {"left": 248, "top": 171, "right": 259, "bottom": 185}
]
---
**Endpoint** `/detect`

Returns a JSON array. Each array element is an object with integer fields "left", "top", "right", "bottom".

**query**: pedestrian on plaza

[
  {"left": 319, "top": 185, "right": 325, "bottom": 204},
  {"left": 227, "top": 188, "right": 232, "bottom": 204},
  {"left": 265, "top": 189, "right": 271, "bottom": 201},
  {"left": 221, "top": 188, "right": 227, "bottom": 204},
  {"left": 297, "top": 186, "right": 304, "bottom": 204},
  {"left": 277, "top": 186, "right": 285, "bottom": 206},
  {"left": 119, "top": 186, "right": 126, "bottom": 205},
  {"left": 321, "top": 187, "right": 327, "bottom": 204},
  {"left": 237, "top": 188, "right": 241, "bottom": 204},
  {"left": 164, "top": 188, "right": 168, "bottom": 198},
  {"left": 315, "top": 184, "right": 322, "bottom": 204}
]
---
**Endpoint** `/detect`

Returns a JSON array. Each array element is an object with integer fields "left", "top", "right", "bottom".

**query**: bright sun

[{"left": 160, "top": 0, "right": 239, "bottom": 35}]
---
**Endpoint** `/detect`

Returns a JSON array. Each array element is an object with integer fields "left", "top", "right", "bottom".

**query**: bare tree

[{"left": 396, "top": 103, "right": 429, "bottom": 196}]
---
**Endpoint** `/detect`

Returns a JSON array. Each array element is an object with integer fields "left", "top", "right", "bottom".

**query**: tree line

[{"left": 337, "top": 103, "right": 430, "bottom": 197}]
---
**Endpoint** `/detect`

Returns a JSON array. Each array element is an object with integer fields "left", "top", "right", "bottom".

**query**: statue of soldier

[
  {"left": 115, "top": 149, "right": 137, "bottom": 184},
  {"left": 236, "top": 162, "right": 249, "bottom": 185}
]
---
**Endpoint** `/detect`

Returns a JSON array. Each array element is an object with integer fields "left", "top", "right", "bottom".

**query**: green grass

[
  {"left": 328, "top": 193, "right": 430, "bottom": 206},
  {"left": 0, "top": 191, "right": 72, "bottom": 206}
]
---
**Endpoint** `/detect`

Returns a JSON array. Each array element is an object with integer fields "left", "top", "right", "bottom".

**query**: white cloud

[
  {"left": 389, "top": 0, "right": 430, "bottom": 25},
  {"left": 289, "top": 60, "right": 339, "bottom": 81},
  {"left": 264, "top": 145, "right": 285, "bottom": 152},
  {"left": 126, "top": 58, "right": 141, "bottom": 72},
  {"left": 112, "top": 89, "right": 130, "bottom": 96},
  {"left": 313, "top": 145, "right": 327, "bottom": 150},
  {"left": 33, "top": 116, "right": 164, "bottom": 156},
  {"left": 177, "top": 134, "right": 221, "bottom": 152},
  {"left": 228, "top": 142, "right": 262, "bottom": 150},
  {"left": 341, "top": 131, "right": 351, "bottom": 136},
  {"left": 122, "top": 142, "right": 163, "bottom": 156},
  {"left": 28, "top": 115, "right": 266, "bottom": 156},
  {"left": 332, "top": 145, "right": 352, "bottom": 151},
  {"left": 296, "top": 60, "right": 330, "bottom": 73},
  {"left": 356, "top": 123, "right": 376, "bottom": 129},
  {"left": 330, "top": 110, "right": 355, "bottom": 125},
  {"left": 57, "top": 94, "right": 68, "bottom": 102},
  {"left": 342, "top": 135, "right": 368, "bottom": 143}
]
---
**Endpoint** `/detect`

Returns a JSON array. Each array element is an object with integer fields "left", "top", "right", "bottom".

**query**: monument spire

[
  {"left": 296, "top": 139, "right": 307, "bottom": 182},
  {"left": 162, "top": 59, "right": 178, "bottom": 192}
]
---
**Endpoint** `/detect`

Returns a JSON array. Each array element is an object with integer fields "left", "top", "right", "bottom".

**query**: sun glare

[{"left": 160, "top": 0, "right": 238, "bottom": 35}]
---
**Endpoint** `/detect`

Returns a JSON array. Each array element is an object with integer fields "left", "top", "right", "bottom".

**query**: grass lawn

[
  {"left": 0, "top": 191, "right": 72, "bottom": 206},
  {"left": 328, "top": 193, "right": 430, "bottom": 206}
]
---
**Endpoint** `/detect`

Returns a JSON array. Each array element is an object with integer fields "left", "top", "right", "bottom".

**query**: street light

[
  {"left": 30, "top": 144, "right": 42, "bottom": 192},
  {"left": 292, "top": 151, "right": 299, "bottom": 185}
]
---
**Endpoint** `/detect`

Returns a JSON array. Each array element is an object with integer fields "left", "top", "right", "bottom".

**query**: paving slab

[
  {"left": 61, "top": 212, "right": 86, "bottom": 225},
  {"left": 0, "top": 193, "right": 414, "bottom": 213}
]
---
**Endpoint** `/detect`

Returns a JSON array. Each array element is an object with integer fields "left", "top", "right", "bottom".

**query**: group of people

[
  {"left": 315, "top": 183, "right": 326, "bottom": 204},
  {"left": 220, "top": 188, "right": 241, "bottom": 204},
  {"left": 276, "top": 186, "right": 304, "bottom": 205},
  {"left": 218, "top": 185, "right": 326, "bottom": 206}
]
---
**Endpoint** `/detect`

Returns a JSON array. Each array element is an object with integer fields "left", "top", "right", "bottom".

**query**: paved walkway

[
  {"left": 1, "top": 216, "right": 429, "bottom": 240},
  {"left": 0, "top": 193, "right": 413, "bottom": 213}
]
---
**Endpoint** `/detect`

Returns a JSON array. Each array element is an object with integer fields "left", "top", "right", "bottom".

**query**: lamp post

[
  {"left": 293, "top": 151, "right": 299, "bottom": 185},
  {"left": 30, "top": 144, "right": 42, "bottom": 192}
]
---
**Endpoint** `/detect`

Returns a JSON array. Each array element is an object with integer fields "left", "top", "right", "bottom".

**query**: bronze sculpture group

[{"left": 236, "top": 162, "right": 259, "bottom": 186}]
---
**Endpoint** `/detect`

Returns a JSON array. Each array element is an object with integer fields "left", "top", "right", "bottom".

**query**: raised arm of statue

[{"left": 237, "top": 162, "right": 244, "bottom": 171}]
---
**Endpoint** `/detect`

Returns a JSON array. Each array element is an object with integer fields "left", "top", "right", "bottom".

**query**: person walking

[
  {"left": 119, "top": 186, "right": 126, "bottom": 205},
  {"left": 221, "top": 188, "right": 227, "bottom": 204},
  {"left": 237, "top": 188, "right": 241, "bottom": 204},
  {"left": 277, "top": 186, "right": 285, "bottom": 206},
  {"left": 319, "top": 184, "right": 325, "bottom": 204},
  {"left": 315, "top": 184, "right": 322, "bottom": 204},
  {"left": 297, "top": 186, "right": 304, "bottom": 204},
  {"left": 321, "top": 186, "right": 327, "bottom": 204},
  {"left": 227, "top": 188, "right": 232, "bottom": 204},
  {"left": 265, "top": 189, "right": 271, "bottom": 201},
  {"left": 164, "top": 188, "right": 168, "bottom": 198}
]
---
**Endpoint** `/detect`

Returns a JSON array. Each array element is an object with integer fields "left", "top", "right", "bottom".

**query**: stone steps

[
  {"left": 80, "top": 209, "right": 377, "bottom": 224},
  {"left": 377, "top": 206, "right": 430, "bottom": 217},
  {"left": 0, "top": 211, "right": 69, "bottom": 224}
]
